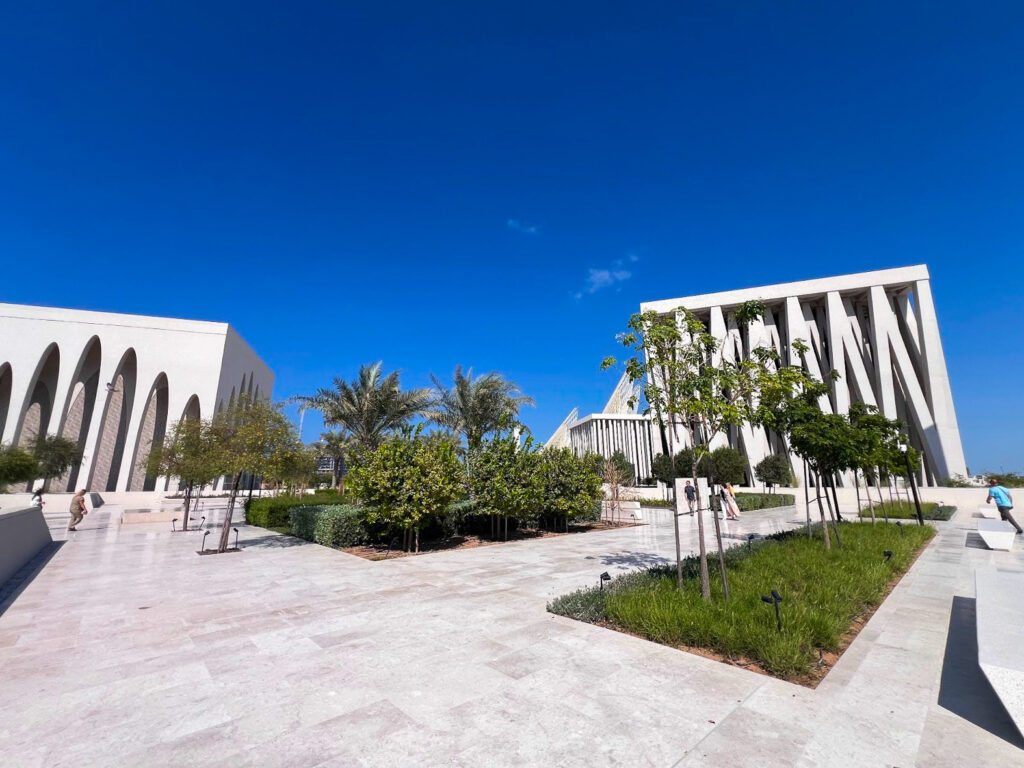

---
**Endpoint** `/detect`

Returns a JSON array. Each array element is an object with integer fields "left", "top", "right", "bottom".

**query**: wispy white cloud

[
  {"left": 507, "top": 218, "right": 539, "bottom": 235},
  {"left": 574, "top": 259, "right": 634, "bottom": 299}
]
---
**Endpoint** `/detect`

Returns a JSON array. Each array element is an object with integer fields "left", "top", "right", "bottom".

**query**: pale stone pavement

[{"left": 1, "top": 503, "right": 1022, "bottom": 767}]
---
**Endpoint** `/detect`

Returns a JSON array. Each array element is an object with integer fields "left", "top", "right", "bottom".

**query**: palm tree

[
  {"left": 319, "top": 430, "right": 353, "bottom": 492},
  {"left": 295, "top": 362, "right": 430, "bottom": 456},
  {"left": 426, "top": 366, "right": 534, "bottom": 458}
]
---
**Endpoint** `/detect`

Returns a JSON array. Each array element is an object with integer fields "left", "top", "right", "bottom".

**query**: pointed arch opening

[
  {"left": 127, "top": 372, "right": 169, "bottom": 491},
  {"left": 54, "top": 337, "right": 102, "bottom": 491},
  {"left": 88, "top": 348, "right": 138, "bottom": 492},
  {"left": 15, "top": 342, "right": 61, "bottom": 449},
  {"left": 0, "top": 363, "right": 12, "bottom": 439}
]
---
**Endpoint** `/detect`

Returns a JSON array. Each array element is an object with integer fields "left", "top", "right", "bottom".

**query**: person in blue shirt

[{"left": 986, "top": 479, "right": 1022, "bottom": 534}]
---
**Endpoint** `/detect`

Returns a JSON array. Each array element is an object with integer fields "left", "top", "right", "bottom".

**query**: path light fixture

[
  {"left": 896, "top": 520, "right": 904, "bottom": 536},
  {"left": 883, "top": 550, "right": 893, "bottom": 562},
  {"left": 761, "top": 589, "right": 783, "bottom": 632},
  {"left": 198, "top": 516, "right": 206, "bottom": 529},
  {"left": 385, "top": 536, "right": 400, "bottom": 558},
  {"left": 172, "top": 518, "right": 178, "bottom": 532},
  {"left": 202, "top": 530, "right": 210, "bottom": 552},
  {"left": 600, "top": 572, "right": 612, "bottom": 590},
  {"left": 747, "top": 533, "right": 759, "bottom": 553},
  {"left": 233, "top": 528, "right": 240, "bottom": 549}
]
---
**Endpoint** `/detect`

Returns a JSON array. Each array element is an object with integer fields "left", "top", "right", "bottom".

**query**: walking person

[
  {"left": 987, "top": 479, "right": 1022, "bottom": 534},
  {"left": 683, "top": 480, "right": 697, "bottom": 514},
  {"left": 68, "top": 489, "right": 88, "bottom": 531},
  {"left": 30, "top": 487, "right": 44, "bottom": 508},
  {"left": 725, "top": 482, "right": 741, "bottom": 520}
]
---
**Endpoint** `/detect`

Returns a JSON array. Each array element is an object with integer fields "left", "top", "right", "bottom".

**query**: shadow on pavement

[
  {"left": 599, "top": 550, "right": 671, "bottom": 569},
  {"left": 937, "top": 596, "right": 1024, "bottom": 748},
  {"left": 0, "top": 541, "right": 65, "bottom": 618},
  {"left": 239, "top": 533, "right": 311, "bottom": 549}
]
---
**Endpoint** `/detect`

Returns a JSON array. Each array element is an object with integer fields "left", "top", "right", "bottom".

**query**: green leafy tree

[
  {"left": 147, "top": 417, "right": 221, "bottom": 531},
  {"left": 265, "top": 441, "right": 319, "bottom": 494},
  {"left": 0, "top": 444, "right": 38, "bottom": 492},
  {"left": 754, "top": 453, "right": 792, "bottom": 492},
  {"left": 348, "top": 429, "right": 464, "bottom": 551},
  {"left": 209, "top": 396, "right": 303, "bottom": 553},
  {"left": 31, "top": 435, "right": 82, "bottom": 490},
  {"left": 604, "top": 301, "right": 769, "bottom": 600},
  {"left": 704, "top": 446, "right": 747, "bottom": 486},
  {"left": 470, "top": 429, "right": 544, "bottom": 540},
  {"left": 295, "top": 362, "right": 430, "bottom": 455},
  {"left": 540, "top": 448, "right": 603, "bottom": 531},
  {"left": 754, "top": 354, "right": 851, "bottom": 549},
  {"left": 651, "top": 448, "right": 695, "bottom": 488}
]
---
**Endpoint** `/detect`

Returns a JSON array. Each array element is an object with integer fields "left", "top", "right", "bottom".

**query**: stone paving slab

[{"left": 1, "top": 505, "right": 1022, "bottom": 766}]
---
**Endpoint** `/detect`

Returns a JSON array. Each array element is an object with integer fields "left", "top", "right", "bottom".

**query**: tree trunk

[
  {"left": 692, "top": 454, "right": 711, "bottom": 600},
  {"left": 415, "top": 527, "right": 419, "bottom": 553},
  {"left": 823, "top": 474, "right": 843, "bottom": 547},
  {"left": 182, "top": 482, "right": 192, "bottom": 532},
  {"left": 218, "top": 471, "right": 243, "bottom": 553},
  {"left": 830, "top": 474, "right": 843, "bottom": 522},
  {"left": 707, "top": 464, "right": 731, "bottom": 601},
  {"left": 854, "top": 469, "right": 862, "bottom": 519},
  {"left": 814, "top": 471, "right": 832, "bottom": 550},
  {"left": 803, "top": 459, "right": 812, "bottom": 537}
]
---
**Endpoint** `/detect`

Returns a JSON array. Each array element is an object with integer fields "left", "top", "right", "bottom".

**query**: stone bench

[
  {"left": 977, "top": 504, "right": 1001, "bottom": 520},
  {"left": 976, "top": 519, "right": 1016, "bottom": 551},
  {"left": 974, "top": 567, "right": 1024, "bottom": 737}
]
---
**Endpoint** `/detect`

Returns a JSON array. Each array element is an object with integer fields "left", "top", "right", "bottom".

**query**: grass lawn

[
  {"left": 857, "top": 500, "right": 955, "bottom": 521},
  {"left": 548, "top": 521, "right": 934, "bottom": 681}
]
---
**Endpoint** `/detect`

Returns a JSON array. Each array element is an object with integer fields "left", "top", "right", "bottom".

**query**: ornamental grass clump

[{"left": 550, "top": 521, "right": 934, "bottom": 680}]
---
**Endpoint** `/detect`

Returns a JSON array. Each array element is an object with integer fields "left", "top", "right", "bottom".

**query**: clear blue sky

[{"left": 1, "top": 2, "right": 1021, "bottom": 472}]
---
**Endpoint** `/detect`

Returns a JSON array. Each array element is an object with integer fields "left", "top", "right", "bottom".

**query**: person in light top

[{"left": 987, "top": 479, "right": 1021, "bottom": 535}]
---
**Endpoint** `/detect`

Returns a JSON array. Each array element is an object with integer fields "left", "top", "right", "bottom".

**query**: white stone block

[
  {"left": 976, "top": 519, "right": 1016, "bottom": 551},
  {"left": 977, "top": 504, "right": 1000, "bottom": 519},
  {"left": 974, "top": 567, "right": 1024, "bottom": 738}
]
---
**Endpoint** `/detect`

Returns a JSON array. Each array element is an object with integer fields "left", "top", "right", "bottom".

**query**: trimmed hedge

[
  {"left": 290, "top": 504, "right": 368, "bottom": 547},
  {"left": 857, "top": 501, "right": 955, "bottom": 521},
  {"left": 712, "top": 492, "right": 796, "bottom": 512},
  {"left": 245, "top": 492, "right": 347, "bottom": 529}
]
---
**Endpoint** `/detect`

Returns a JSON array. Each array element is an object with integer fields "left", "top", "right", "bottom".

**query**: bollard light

[
  {"left": 896, "top": 520, "right": 904, "bottom": 536},
  {"left": 198, "top": 516, "right": 206, "bottom": 529},
  {"left": 599, "top": 572, "right": 612, "bottom": 590},
  {"left": 761, "top": 589, "right": 783, "bottom": 632},
  {"left": 172, "top": 518, "right": 179, "bottom": 532},
  {"left": 883, "top": 550, "right": 893, "bottom": 562},
  {"left": 202, "top": 530, "right": 210, "bottom": 552},
  {"left": 233, "top": 527, "right": 240, "bottom": 549}
]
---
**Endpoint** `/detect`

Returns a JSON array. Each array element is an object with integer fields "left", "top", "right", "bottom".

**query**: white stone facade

[
  {"left": 554, "top": 265, "right": 967, "bottom": 487},
  {"left": 0, "top": 303, "right": 273, "bottom": 493}
]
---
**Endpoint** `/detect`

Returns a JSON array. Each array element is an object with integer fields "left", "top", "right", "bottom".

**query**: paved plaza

[{"left": 1, "top": 503, "right": 1022, "bottom": 767}]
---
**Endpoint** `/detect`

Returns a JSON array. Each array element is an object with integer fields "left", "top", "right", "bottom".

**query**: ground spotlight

[
  {"left": 883, "top": 550, "right": 893, "bottom": 562},
  {"left": 761, "top": 589, "right": 783, "bottom": 632},
  {"left": 600, "top": 572, "right": 612, "bottom": 590},
  {"left": 233, "top": 527, "right": 240, "bottom": 549}
]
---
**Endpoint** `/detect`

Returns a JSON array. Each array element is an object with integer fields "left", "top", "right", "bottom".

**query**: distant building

[
  {"left": 0, "top": 303, "right": 273, "bottom": 492},
  {"left": 551, "top": 265, "right": 967, "bottom": 487}
]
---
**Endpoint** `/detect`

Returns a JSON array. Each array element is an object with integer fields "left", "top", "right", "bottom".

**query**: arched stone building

[{"left": 0, "top": 303, "right": 274, "bottom": 493}]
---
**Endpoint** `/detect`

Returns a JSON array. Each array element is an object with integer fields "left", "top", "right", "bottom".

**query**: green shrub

[
  {"left": 712, "top": 492, "right": 795, "bottom": 511},
  {"left": 245, "top": 492, "right": 347, "bottom": 528},
  {"left": 550, "top": 522, "right": 934, "bottom": 678},
  {"left": 857, "top": 500, "right": 954, "bottom": 521},
  {"left": 289, "top": 504, "right": 367, "bottom": 547}
]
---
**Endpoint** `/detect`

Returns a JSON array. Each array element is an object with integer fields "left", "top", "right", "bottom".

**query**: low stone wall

[{"left": 0, "top": 507, "right": 53, "bottom": 587}]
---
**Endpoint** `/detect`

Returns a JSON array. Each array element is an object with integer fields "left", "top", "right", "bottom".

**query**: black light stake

[
  {"left": 883, "top": 550, "right": 893, "bottom": 562},
  {"left": 198, "top": 516, "right": 206, "bottom": 529},
  {"left": 172, "top": 518, "right": 179, "bottom": 532},
  {"left": 896, "top": 520, "right": 904, "bottom": 536},
  {"left": 233, "top": 527, "right": 240, "bottom": 549},
  {"left": 599, "top": 572, "right": 612, "bottom": 590},
  {"left": 202, "top": 530, "right": 210, "bottom": 552},
  {"left": 761, "top": 589, "right": 783, "bottom": 632}
]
